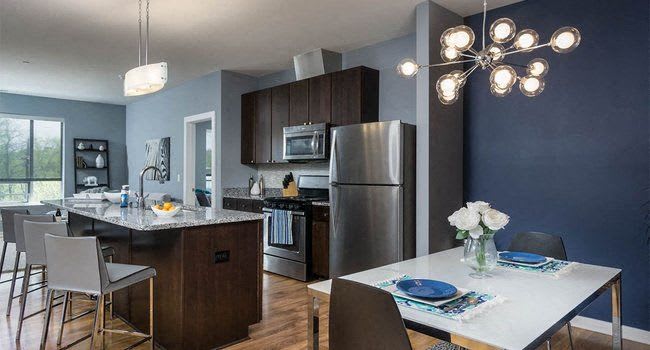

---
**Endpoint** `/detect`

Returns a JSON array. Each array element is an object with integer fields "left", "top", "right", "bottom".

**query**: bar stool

[
  {"left": 6, "top": 213, "right": 54, "bottom": 316},
  {"left": 16, "top": 221, "right": 69, "bottom": 340},
  {"left": 0, "top": 209, "right": 29, "bottom": 283},
  {"left": 42, "top": 234, "right": 156, "bottom": 350}
]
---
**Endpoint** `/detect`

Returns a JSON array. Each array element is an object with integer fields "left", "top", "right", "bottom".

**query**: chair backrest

[
  {"left": 44, "top": 234, "right": 109, "bottom": 295},
  {"left": 1, "top": 209, "right": 29, "bottom": 243},
  {"left": 329, "top": 278, "right": 412, "bottom": 350},
  {"left": 14, "top": 214, "right": 53, "bottom": 252},
  {"left": 508, "top": 231, "right": 568, "bottom": 260},
  {"left": 24, "top": 221, "right": 69, "bottom": 266},
  {"left": 195, "top": 191, "right": 211, "bottom": 207}
]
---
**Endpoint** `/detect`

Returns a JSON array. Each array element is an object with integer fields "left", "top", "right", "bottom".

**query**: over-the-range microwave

[{"left": 283, "top": 123, "right": 329, "bottom": 161}]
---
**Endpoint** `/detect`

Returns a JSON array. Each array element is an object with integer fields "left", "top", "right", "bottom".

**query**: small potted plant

[{"left": 448, "top": 201, "right": 510, "bottom": 278}]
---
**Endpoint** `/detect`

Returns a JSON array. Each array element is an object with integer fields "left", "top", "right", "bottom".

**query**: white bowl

[
  {"left": 151, "top": 205, "right": 181, "bottom": 218},
  {"left": 103, "top": 191, "right": 122, "bottom": 203},
  {"left": 72, "top": 193, "right": 105, "bottom": 200}
]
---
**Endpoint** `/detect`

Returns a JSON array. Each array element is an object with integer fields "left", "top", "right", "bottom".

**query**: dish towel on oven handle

[{"left": 270, "top": 209, "right": 293, "bottom": 245}]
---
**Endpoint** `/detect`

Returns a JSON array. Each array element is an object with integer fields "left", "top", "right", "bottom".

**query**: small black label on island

[{"left": 214, "top": 250, "right": 230, "bottom": 264}]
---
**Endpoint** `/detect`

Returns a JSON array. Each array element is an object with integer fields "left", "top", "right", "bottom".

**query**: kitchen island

[{"left": 42, "top": 199, "right": 264, "bottom": 350}]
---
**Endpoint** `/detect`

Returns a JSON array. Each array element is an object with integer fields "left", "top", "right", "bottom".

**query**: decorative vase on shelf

[
  {"left": 99, "top": 145, "right": 106, "bottom": 151},
  {"left": 449, "top": 201, "right": 510, "bottom": 279},
  {"left": 95, "top": 154, "right": 105, "bottom": 168},
  {"left": 463, "top": 235, "right": 498, "bottom": 278},
  {"left": 77, "top": 142, "right": 85, "bottom": 150}
]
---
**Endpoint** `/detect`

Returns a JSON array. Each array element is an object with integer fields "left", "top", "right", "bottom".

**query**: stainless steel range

[{"left": 262, "top": 175, "right": 328, "bottom": 281}]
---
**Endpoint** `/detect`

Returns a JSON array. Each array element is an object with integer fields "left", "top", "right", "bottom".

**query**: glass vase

[{"left": 463, "top": 234, "right": 498, "bottom": 278}]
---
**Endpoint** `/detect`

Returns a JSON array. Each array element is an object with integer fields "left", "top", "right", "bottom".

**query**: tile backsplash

[{"left": 254, "top": 162, "right": 329, "bottom": 188}]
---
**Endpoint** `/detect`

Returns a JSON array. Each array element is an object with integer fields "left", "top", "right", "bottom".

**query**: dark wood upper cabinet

[
  {"left": 331, "top": 66, "right": 379, "bottom": 126},
  {"left": 271, "top": 85, "right": 289, "bottom": 163},
  {"left": 255, "top": 89, "right": 272, "bottom": 164},
  {"left": 309, "top": 74, "right": 332, "bottom": 124},
  {"left": 289, "top": 80, "right": 309, "bottom": 126},
  {"left": 240, "top": 92, "right": 256, "bottom": 164}
]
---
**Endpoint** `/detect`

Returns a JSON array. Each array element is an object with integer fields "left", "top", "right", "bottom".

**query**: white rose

[
  {"left": 448, "top": 207, "right": 480, "bottom": 231},
  {"left": 482, "top": 209, "right": 510, "bottom": 231},
  {"left": 467, "top": 201, "right": 491, "bottom": 214},
  {"left": 469, "top": 226, "right": 484, "bottom": 239}
]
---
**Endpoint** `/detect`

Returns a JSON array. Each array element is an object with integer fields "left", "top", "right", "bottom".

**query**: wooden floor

[{"left": 0, "top": 271, "right": 647, "bottom": 350}]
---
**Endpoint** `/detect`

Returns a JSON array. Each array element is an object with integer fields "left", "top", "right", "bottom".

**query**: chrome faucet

[{"left": 137, "top": 165, "right": 165, "bottom": 208}]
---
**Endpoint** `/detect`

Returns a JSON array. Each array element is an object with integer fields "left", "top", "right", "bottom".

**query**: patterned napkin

[
  {"left": 497, "top": 259, "right": 575, "bottom": 276},
  {"left": 373, "top": 275, "right": 504, "bottom": 321}
]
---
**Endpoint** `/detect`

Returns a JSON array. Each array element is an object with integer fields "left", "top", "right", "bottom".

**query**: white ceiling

[{"left": 0, "top": 0, "right": 522, "bottom": 105}]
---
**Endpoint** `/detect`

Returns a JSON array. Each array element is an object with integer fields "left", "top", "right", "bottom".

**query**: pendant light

[
  {"left": 395, "top": 0, "right": 581, "bottom": 104},
  {"left": 124, "top": 0, "right": 167, "bottom": 97}
]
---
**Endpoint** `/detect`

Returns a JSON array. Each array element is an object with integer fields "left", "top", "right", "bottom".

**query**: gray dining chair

[
  {"left": 16, "top": 221, "right": 69, "bottom": 340},
  {"left": 508, "top": 231, "right": 573, "bottom": 350},
  {"left": 42, "top": 234, "right": 156, "bottom": 350},
  {"left": 6, "top": 213, "right": 54, "bottom": 316},
  {"left": 330, "top": 278, "right": 456, "bottom": 350},
  {"left": 0, "top": 208, "right": 29, "bottom": 283}
]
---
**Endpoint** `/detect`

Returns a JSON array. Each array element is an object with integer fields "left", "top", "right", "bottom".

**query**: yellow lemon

[{"left": 163, "top": 202, "right": 173, "bottom": 210}]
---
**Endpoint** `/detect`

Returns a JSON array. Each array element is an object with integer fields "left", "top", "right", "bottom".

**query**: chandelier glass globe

[
  {"left": 396, "top": 58, "right": 419, "bottom": 78},
  {"left": 490, "top": 84, "right": 511, "bottom": 97},
  {"left": 526, "top": 58, "right": 549, "bottom": 77},
  {"left": 490, "top": 65, "right": 517, "bottom": 89},
  {"left": 551, "top": 27, "right": 581, "bottom": 53},
  {"left": 514, "top": 29, "right": 539, "bottom": 51},
  {"left": 519, "top": 75, "right": 545, "bottom": 96},
  {"left": 489, "top": 18, "right": 516, "bottom": 43},
  {"left": 441, "top": 46, "right": 460, "bottom": 62},
  {"left": 448, "top": 25, "right": 475, "bottom": 51},
  {"left": 436, "top": 74, "right": 460, "bottom": 98}
]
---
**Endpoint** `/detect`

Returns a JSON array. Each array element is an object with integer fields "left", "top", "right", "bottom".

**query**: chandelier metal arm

[
  {"left": 138, "top": 0, "right": 142, "bottom": 66},
  {"left": 482, "top": 0, "right": 487, "bottom": 50},
  {"left": 502, "top": 42, "right": 551, "bottom": 56},
  {"left": 425, "top": 58, "right": 480, "bottom": 68},
  {"left": 461, "top": 63, "right": 481, "bottom": 79}
]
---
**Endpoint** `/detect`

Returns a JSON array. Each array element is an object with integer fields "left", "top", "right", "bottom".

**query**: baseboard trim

[{"left": 570, "top": 316, "right": 650, "bottom": 345}]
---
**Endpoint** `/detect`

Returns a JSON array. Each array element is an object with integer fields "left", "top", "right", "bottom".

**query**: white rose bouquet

[{"left": 448, "top": 201, "right": 510, "bottom": 240}]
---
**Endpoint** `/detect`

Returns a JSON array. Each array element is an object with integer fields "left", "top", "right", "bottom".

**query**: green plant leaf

[{"left": 455, "top": 230, "right": 469, "bottom": 240}]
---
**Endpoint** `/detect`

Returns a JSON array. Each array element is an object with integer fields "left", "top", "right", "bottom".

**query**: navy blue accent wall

[{"left": 464, "top": 0, "right": 648, "bottom": 330}]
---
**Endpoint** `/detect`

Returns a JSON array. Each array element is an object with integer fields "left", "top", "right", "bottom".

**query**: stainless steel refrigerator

[{"left": 329, "top": 120, "right": 416, "bottom": 277}]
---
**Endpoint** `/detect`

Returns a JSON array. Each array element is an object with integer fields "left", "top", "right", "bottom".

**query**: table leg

[
  {"left": 307, "top": 295, "right": 320, "bottom": 350},
  {"left": 611, "top": 276, "right": 622, "bottom": 350}
]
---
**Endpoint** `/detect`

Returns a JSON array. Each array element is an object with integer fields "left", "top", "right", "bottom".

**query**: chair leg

[
  {"left": 15, "top": 264, "right": 32, "bottom": 340},
  {"left": 57, "top": 292, "right": 70, "bottom": 345},
  {"left": 546, "top": 339, "right": 551, "bottom": 350},
  {"left": 149, "top": 277, "right": 154, "bottom": 349},
  {"left": 6, "top": 251, "right": 21, "bottom": 316},
  {"left": 99, "top": 294, "right": 106, "bottom": 350},
  {"left": 89, "top": 297, "right": 102, "bottom": 350},
  {"left": 567, "top": 322, "right": 574, "bottom": 350},
  {"left": 39, "top": 289, "right": 54, "bottom": 350},
  {"left": 0, "top": 242, "right": 7, "bottom": 281}
]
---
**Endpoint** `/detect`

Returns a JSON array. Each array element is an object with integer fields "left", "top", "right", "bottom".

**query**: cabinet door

[
  {"left": 311, "top": 206, "right": 330, "bottom": 278},
  {"left": 241, "top": 92, "right": 256, "bottom": 164},
  {"left": 309, "top": 74, "right": 331, "bottom": 124},
  {"left": 223, "top": 197, "right": 238, "bottom": 210},
  {"left": 331, "top": 68, "right": 362, "bottom": 126},
  {"left": 237, "top": 199, "right": 253, "bottom": 212},
  {"left": 289, "top": 80, "right": 309, "bottom": 126},
  {"left": 255, "top": 89, "right": 272, "bottom": 164},
  {"left": 271, "top": 85, "right": 289, "bottom": 163}
]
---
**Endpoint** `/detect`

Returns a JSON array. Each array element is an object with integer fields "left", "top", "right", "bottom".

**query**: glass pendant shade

[
  {"left": 450, "top": 70, "right": 466, "bottom": 88},
  {"left": 519, "top": 75, "right": 545, "bottom": 96},
  {"left": 448, "top": 25, "right": 475, "bottom": 51},
  {"left": 439, "top": 92, "right": 459, "bottom": 105},
  {"left": 440, "top": 28, "right": 455, "bottom": 47},
  {"left": 551, "top": 26, "right": 581, "bottom": 53},
  {"left": 441, "top": 46, "right": 460, "bottom": 62},
  {"left": 514, "top": 29, "right": 539, "bottom": 51},
  {"left": 124, "top": 62, "right": 168, "bottom": 96},
  {"left": 527, "top": 58, "right": 549, "bottom": 77},
  {"left": 396, "top": 58, "right": 419, "bottom": 78},
  {"left": 486, "top": 43, "right": 505, "bottom": 62},
  {"left": 489, "top": 18, "right": 516, "bottom": 43},
  {"left": 436, "top": 74, "right": 460, "bottom": 97},
  {"left": 489, "top": 65, "right": 517, "bottom": 89},
  {"left": 490, "top": 84, "right": 511, "bottom": 97}
]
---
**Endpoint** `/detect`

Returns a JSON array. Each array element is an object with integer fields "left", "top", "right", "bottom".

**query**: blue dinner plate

[
  {"left": 499, "top": 251, "right": 547, "bottom": 264},
  {"left": 395, "top": 279, "right": 457, "bottom": 299}
]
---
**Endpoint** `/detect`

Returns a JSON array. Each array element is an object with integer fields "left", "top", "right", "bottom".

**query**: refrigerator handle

[{"left": 329, "top": 131, "right": 338, "bottom": 182}]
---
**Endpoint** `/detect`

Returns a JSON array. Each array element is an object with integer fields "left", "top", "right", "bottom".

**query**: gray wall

[{"left": 0, "top": 92, "right": 127, "bottom": 196}]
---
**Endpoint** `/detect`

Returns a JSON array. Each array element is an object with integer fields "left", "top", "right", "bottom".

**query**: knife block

[{"left": 282, "top": 181, "right": 298, "bottom": 197}]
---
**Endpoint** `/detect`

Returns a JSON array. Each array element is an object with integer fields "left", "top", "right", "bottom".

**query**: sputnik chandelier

[{"left": 396, "top": 0, "right": 581, "bottom": 104}]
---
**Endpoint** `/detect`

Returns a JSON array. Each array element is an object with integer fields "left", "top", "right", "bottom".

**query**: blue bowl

[{"left": 395, "top": 279, "right": 457, "bottom": 299}]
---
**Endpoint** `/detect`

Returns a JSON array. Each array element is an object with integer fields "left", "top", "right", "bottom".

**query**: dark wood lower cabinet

[
  {"left": 311, "top": 205, "right": 330, "bottom": 278},
  {"left": 67, "top": 213, "right": 262, "bottom": 350}
]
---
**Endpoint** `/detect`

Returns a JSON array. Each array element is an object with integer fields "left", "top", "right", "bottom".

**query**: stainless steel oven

[
  {"left": 283, "top": 123, "right": 329, "bottom": 161},
  {"left": 262, "top": 208, "right": 310, "bottom": 281}
]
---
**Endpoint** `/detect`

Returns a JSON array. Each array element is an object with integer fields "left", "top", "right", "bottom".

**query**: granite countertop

[
  {"left": 42, "top": 199, "right": 263, "bottom": 231},
  {"left": 222, "top": 188, "right": 281, "bottom": 200}
]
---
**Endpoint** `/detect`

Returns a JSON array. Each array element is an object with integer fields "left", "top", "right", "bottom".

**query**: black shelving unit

[{"left": 73, "top": 138, "right": 110, "bottom": 193}]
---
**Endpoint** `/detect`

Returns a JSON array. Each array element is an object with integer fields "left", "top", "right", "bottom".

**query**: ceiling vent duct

[{"left": 293, "top": 49, "right": 342, "bottom": 80}]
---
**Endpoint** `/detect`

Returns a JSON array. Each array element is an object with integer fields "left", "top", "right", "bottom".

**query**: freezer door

[
  {"left": 330, "top": 120, "right": 403, "bottom": 185},
  {"left": 329, "top": 184, "right": 403, "bottom": 277}
]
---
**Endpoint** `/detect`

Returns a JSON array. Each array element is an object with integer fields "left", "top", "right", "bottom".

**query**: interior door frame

[{"left": 183, "top": 111, "right": 217, "bottom": 208}]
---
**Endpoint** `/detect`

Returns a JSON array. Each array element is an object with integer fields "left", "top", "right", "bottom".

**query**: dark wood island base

[{"left": 67, "top": 212, "right": 263, "bottom": 350}]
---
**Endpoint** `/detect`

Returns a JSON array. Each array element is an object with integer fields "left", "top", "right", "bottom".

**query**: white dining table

[{"left": 307, "top": 247, "right": 622, "bottom": 350}]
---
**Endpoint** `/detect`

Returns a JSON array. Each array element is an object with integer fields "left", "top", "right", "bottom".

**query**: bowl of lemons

[{"left": 151, "top": 202, "right": 181, "bottom": 217}]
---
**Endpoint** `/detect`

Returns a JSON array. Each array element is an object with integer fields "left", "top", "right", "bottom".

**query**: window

[{"left": 0, "top": 116, "right": 63, "bottom": 204}]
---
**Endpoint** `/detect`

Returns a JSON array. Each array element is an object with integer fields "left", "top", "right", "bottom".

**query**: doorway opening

[{"left": 183, "top": 111, "right": 217, "bottom": 208}]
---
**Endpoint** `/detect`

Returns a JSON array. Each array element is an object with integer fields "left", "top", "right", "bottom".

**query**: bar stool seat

[{"left": 105, "top": 263, "right": 156, "bottom": 293}]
